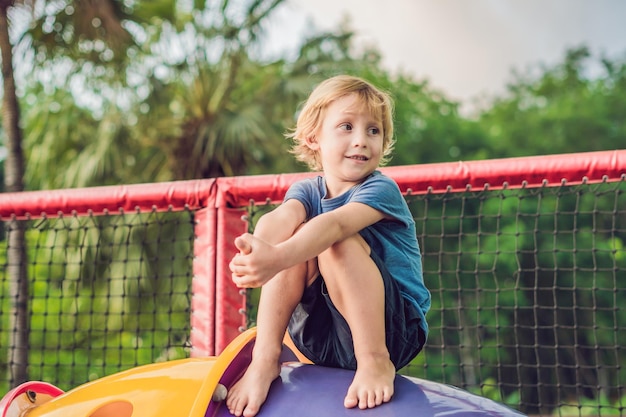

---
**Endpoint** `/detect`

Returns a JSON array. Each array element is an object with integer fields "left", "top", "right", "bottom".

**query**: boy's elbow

[
  {"left": 324, "top": 212, "right": 354, "bottom": 241},
  {"left": 256, "top": 208, "right": 302, "bottom": 239}
]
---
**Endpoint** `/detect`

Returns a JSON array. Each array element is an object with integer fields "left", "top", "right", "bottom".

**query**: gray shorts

[{"left": 287, "top": 250, "right": 426, "bottom": 370}]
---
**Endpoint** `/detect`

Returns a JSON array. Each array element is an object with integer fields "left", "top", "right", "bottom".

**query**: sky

[{"left": 266, "top": 0, "right": 626, "bottom": 111}]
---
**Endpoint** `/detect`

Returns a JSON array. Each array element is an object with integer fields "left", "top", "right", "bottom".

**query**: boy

[{"left": 227, "top": 75, "right": 430, "bottom": 417}]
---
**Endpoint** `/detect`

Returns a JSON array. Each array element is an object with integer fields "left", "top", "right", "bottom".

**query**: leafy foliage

[{"left": 479, "top": 46, "right": 626, "bottom": 158}]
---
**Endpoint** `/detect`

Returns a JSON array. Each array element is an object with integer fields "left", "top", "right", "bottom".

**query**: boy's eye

[
  {"left": 340, "top": 123, "right": 353, "bottom": 131},
  {"left": 368, "top": 127, "right": 380, "bottom": 135}
]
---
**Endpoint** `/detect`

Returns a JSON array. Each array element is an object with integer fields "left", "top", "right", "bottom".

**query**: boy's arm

[
  {"left": 276, "top": 201, "right": 385, "bottom": 264},
  {"left": 252, "top": 198, "right": 307, "bottom": 245},
  {"left": 231, "top": 202, "right": 384, "bottom": 287}
]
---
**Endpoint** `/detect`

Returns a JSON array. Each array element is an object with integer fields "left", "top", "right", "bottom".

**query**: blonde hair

[{"left": 286, "top": 75, "right": 395, "bottom": 171}]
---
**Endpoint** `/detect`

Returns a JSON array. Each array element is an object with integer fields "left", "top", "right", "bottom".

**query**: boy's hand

[{"left": 229, "top": 233, "right": 282, "bottom": 288}]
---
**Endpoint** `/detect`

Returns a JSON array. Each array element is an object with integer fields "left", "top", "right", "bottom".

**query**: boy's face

[{"left": 307, "top": 93, "right": 384, "bottom": 194}]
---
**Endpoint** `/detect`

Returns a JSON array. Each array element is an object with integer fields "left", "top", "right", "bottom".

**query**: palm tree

[
  {"left": 135, "top": 2, "right": 369, "bottom": 180},
  {"left": 23, "top": 0, "right": 372, "bottom": 184},
  {"left": 0, "top": 0, "right": 29, "bottom": 387},
  {"left": 1, "top": 0, "right": 139, "bottom": 386}
]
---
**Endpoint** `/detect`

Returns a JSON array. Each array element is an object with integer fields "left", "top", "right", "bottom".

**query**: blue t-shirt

[{"left": 284, "top": 170, "right": 430, "bottom": 334}]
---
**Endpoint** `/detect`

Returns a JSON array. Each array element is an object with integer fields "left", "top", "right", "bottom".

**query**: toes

[
  {"left": 383, "top": 387, "right": 393, "bottom": 403},
  {"left": 374, "top": 390, "right": 384, "bottom": 406},
  {"left": 242, "top": 404, "right": 260, "bottom": 417},
  {"left": 226, "top": 395, "right": 243, "bottom": 417},
  {"left": 343, "top": 391, "right": 358, "bottom": 409},
  {"left": 229, "top": 403, "right": 243, "bottom": 417}
]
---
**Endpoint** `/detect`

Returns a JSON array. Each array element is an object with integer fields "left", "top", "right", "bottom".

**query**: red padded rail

[
  {"left": 1, "top": 150, "right": 623, "bottom": 219},
  {"left": 216, "top": 150, "right": 625, "bottom": 207},
  {"left": 0, "top": 179, "right": 216, "bottom": 220}
]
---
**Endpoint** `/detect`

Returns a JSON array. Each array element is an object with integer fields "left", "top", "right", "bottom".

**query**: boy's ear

[{"left": 304, "top": 134, "right": 319, "bottom": 150}]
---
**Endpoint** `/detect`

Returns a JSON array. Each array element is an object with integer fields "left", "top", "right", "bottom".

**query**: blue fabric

[{"left": 284, "top": 170, "right": 430, "bottom": 336}]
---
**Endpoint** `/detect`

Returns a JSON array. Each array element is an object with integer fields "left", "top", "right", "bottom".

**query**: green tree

[
  {"left": 21, "top": 0, "right": 164, "bottom": 188},
  {"left": 19, "top": 0, "right": 379, "bottom": 185},
  {"left": 128, "top": 6, "right": 398, "bottom": 179},
  {"left": 478, "top": 46, "right": 626, "bottom": 158}
]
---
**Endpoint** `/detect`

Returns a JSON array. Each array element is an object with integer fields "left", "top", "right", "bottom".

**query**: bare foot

[
  {"left": 226, "top": 358, "right": 281, "bottom": 417},
  {"left": 344, "top": 353, "right": 396, "bottom": 409}
]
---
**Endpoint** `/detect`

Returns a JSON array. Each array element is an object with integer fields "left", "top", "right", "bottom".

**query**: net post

[
  {"left": 190, "top": 206, "right": 217, "bottom": 357},
  {"left": 190, "top": 180, "right": 248, "bottom": 356},
  {"left": 214, "top": 207, "right": 248, "bottom": 353}
]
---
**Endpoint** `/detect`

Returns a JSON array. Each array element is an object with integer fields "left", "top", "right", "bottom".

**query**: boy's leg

[
  {"left": 317, "top": 234, "right": 396, "bottom": 410},
  {"left": 226, "top": 258, "right": 317, "bottom": 417}
]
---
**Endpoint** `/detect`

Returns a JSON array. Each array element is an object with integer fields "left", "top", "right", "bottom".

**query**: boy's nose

[{"left": 352, "top": 132, "right": 367, "bottom": 147}]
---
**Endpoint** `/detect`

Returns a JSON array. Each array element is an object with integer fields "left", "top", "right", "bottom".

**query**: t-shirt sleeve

[
  {"left": 350, "top": 175, "right": 411, "bottom": 227},
  {"left": 284, "top": 178, "right": 316, "bottom": 220}
]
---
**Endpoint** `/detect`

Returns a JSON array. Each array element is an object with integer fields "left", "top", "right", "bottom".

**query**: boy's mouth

[{"left": 346, "top": 155, "right": 369, "bottom": 161}]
